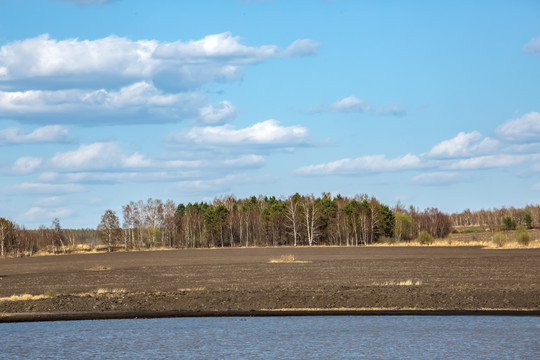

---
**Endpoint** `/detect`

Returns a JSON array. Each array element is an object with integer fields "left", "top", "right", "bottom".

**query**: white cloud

[
  {"left": 9, "top": 142, "right": 147, "bottom": 175},
  {"left": 296, "top": 154, "right": 423, "bottom": 175},
  {"left": 0, "top": 125, "right": 68, "bottom": 145},
  {"left": 495, "top": 112, "right": 540, "bottom": 142},
  {"left": 168, "top": 173, "right": 277, "bottom": 195},
  {"left": 34, "top": 196, "right": 66, "bottom": 207},
  {"left": 428, "top": 131, "right": 499, "bottom": 158},
  {"left": 33, "top": 153, "right": 265, "bottom": 184},
  {"left": 222, "top": 154, "right": 265, "bottom": 167},
  {"left": 49, "top": 142, "right": 129, "bottom": 170},
  {"left": 523, "top": 37, "right": 540, "bottom": 54},
  {"left": 11, "top": 139, "right": 267, "bottom": 185},
  {"left": 0, "top": 33, "right": 318, "bottom": 125},
  {"left": 330, "top": 96, "right": 370, "bottom": 113},
  {"left": 11, "top": 182, "right": 86, "bottom": 194},
  {"left": 443, "top": 154, "right": 533, "bottom": 170},
  {"left": 0, "top": 82, "right": 206, "bottom": 124},
  {"left": 0, "top": 34, "right": 157, "bottom": 89},
  {"left": 37, "top": 171, "right": 195, "bottom": 184},
  {"left": 375, "top": 104, "right": 407, "bottom": 117},
  {"left": 12, "top": 157, "right": 43, "bottom": 174},
  {"left": 283, "top": 39, "right": 321, "bottom": 57},
  {"left": 197, "top": 100, "right": 236, "bottom": 125},
  {"left": 295, "top": 112, "right": 540, "bottom": 180},
  {"left": 167, "top": 119, "right": 309, "bottom": 150},
  {"left": 20, "top": 206, "right": 73, "bottom": 223},
  {"left": 322, "top": 96, "right": 405, "bottom": 116},
  {"left": 48, "top": 143, "right": 116, "bottom": 169},
  {"left": 0, "top": 33, "right": 318, "bottom": 91},
  {"left": 411, "top": 172, "right": 468, "bottom": 186}
]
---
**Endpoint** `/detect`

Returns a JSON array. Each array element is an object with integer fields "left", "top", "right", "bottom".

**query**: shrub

[
  {"left": 379, "top": 236, "right": 396, "bottom": 244},
  {"left": 44, "top": 290, "right": 57, "bottom": 298},
  {"left": 515, "top": 226, "right": 530, "bottom": 246},
  {"left": 503, "top": 217, "right": 516, "bottom": 230},
  {"left": 445, "top": 233, "right": 453, "bottom": 245},
  {"left": 492, "top": 232, "right": 507, "bottom": 247},
  {"left": 418, "top": 231, "right": 434, "bottom": 245},
  {"left": 524, "top": 214, "right": 533, "bottom": 229}
]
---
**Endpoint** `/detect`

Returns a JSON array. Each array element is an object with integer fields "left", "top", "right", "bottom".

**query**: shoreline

[{"left": 2, "top": 309, "right": 540, "bottom": 323}]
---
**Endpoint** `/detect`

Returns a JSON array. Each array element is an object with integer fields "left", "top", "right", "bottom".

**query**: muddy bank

[{"left": 1, "top": 247, "right": 539, "bottom": 321}]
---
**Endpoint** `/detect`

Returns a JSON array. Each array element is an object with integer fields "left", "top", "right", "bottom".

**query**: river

[{"left": 1, "top": 316, "right": 539, "bottom": 359}]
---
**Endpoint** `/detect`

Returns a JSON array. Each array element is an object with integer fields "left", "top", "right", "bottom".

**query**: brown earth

[{"left": 1, "top": 247, "right": 539, "bottom": 321}]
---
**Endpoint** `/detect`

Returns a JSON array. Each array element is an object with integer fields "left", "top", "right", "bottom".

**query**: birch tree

[
  {"left": 285, "top": 193, "right": 301, "bottom": 246},
  {"left": 97, "top": 209, "right": 121, "bottom": 252}
]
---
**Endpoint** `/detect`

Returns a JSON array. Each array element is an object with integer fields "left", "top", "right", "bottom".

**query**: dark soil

[{"left": 1, "top": 247, "right": 539, "bottom": 319}]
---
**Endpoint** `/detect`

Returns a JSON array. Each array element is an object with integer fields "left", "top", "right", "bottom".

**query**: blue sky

[{"left": 1, "top": 0, "right": 539, "bottom": 228}]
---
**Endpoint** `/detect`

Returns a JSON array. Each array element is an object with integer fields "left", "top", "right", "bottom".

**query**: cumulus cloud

[
  {"left": 48, "top": 142, "right": 143, "bottom": 170},
  {"left": 0, "top": 82, "right": 207, "bottom": 124},
  {"left": 11, "top": 140, "right": 267, "bottom": 185},
  {"left": 168, "top": 173, "right": 276, "bottom": 195},
  {"left": 34, "top": 196, "right": 66, "bottom": 207},
  {"left": 196, "top": 101, "right": 236, "bottom": 125},
  {"left": 296, "top": 154, "right": 423, "bottom": 176},
  {"left": 428, "top": 131, "right": 499, "bottom": 158},
  {"left": 283, "top": 39, "right": 321, "bottom": 57},
  {"left": 0, "top": 125, "right": 68, "bottom": 145},
  {"left": 12, "top": 157, "right": 44, "bottom": 174},
  {"left": 411, "top": 172, "right": 468, "bottom": 186},
  {"left": 37, "top": 171, "right": 197, "bottom": 184},
  {"left": 19, "top": 206, "right": 73, "bottom": 223},
  {"left": 523, "top": 37, "right": 540, "bottom": 54},
  {"left": 495, "top": 112, "right": 540, "bottom": 142},
  {"left": 330, "top": 96, "right": 370, "bottom": 113},
  {"left": 321, "top": 95, "right": 405, "bottom": 116},
  {"left": 0, "top": 33, "right": 318, "bottom": 91},
  {"left": 11, "top": 182, "right": 86, "bottom": 194},
  {"left": 167, "top": 119, "right": 309, "bottom": 150},
  {"left": 375, "top": 104, "right": 407, "bottom": 117},
  {"left": 295, "top": 112, "right": 540, "bottom": 180},
  {"left": 0, "top": 33, "right": 318, "bottom": 125},
  {"left": 443, "top": 154, "right": 534, "bottom": 170}
]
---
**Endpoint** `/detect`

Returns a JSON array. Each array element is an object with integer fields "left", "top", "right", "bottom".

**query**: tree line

[
  {"left": 451, "top": 205, "right": 539, "bottom": 230},
  {"left": 101, "top": 194, "right": 453, "bottom": 250},
  {"left": 1, "top": 194, "right": 537, "bottom": 256}
]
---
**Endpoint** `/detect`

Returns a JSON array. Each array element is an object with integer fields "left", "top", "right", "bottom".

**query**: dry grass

[
  {"left": 372, "top": 280, "right": 422, "bottom": 286},
  {"left": 482, "top": 239, "right": 540, "bottom": 249},
  {"left": 86, "top": 265, "right": 111, "bottom": 271},
  {"left": 96, "top": 288, "right": 126, "bottom": 295},
  {"left": 0, "top": 294, "right": 47, "bottom": 302},
  {"left": 177, "top": 287, "right": 206, "bottom": 292},
  {"left": 75, "top": 288, "right": 127, "bottom": 297},
  {"left": 0, "top": 287, "right": 206, "bottom": 302},
  {"left": 369, "top": 238, "right": 540, "bottom": 249},
  {"left": 268, "top": 254, "right": 311, "bottom": 263}
]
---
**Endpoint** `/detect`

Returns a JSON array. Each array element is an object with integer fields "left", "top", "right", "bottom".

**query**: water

[{"left": 1, "top": 316, "right": 538, "bottom": 359}]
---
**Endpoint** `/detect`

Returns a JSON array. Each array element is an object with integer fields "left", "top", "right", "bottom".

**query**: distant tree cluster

[
  {"left": 0, "top": 217, "right": 78, "bottom": 257},
  {"left": 450, "top": 205, "right": 539, "bottom": 230},
  {"left": 97, "top": 194, "right": 454, "bottom": 250}
]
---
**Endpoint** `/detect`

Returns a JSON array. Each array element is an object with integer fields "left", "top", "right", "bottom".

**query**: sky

[{"left": 1, "top": 0, "right": 539, "bottom": 229}]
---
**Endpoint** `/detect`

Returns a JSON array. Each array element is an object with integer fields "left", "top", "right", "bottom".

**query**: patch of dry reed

[
  {"left": 372, "top": 280, "right": 422, "bottom": 286},
  {"left": 268, "top": 254, "right": 311, "bottom": 263}
]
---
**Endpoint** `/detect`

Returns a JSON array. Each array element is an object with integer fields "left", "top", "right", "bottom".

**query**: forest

[{"left": 1, "top": 193, "right": 538, "bottom": 256}]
